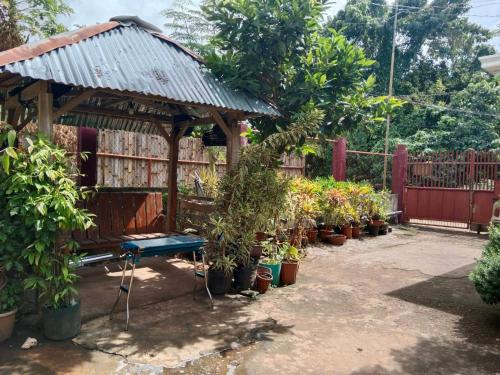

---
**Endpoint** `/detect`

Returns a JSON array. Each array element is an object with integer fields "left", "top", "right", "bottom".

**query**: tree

[
  {"left": 202, "top": 0, "right": 382, "bottom": 138},
  {"left": 399, "top": 75, "right": 500, "bottom": 151},
  {"left": 0, "top": 0, "right": 72, "bottom": 51},
  {"left": 330, "top": 0, "right": 494, "bottom": 95},
  {"left": 330, "top": 0, "right": 499, "bottom": 176},
  {"left": 162, "top": 0, "right": 214, "bottom": 54}
]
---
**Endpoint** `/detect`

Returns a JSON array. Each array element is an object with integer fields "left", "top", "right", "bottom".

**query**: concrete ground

[{"left": 1, "top": 226, "right": 499, "bottom": 374}]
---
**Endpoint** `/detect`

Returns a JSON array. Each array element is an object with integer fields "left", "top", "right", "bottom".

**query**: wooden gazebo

[{"left": 0, "top": 16, "right": 278, "bottom": 232}]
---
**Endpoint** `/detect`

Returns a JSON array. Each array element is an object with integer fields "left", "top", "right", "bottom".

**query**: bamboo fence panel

[{"left": 96, "top": 129, "right": 305, "bottom": 188}]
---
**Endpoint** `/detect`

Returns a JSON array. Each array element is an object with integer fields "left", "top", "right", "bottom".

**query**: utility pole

[{"left": 382, "top": 0, "right": 398, "bottom": 189}]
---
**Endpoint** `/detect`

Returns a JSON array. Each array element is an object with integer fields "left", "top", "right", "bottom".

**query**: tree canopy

[
  {"left": 202, "top": 0, "right": 387, "bottom": 138},
  {"left": 330, "top": 0, "right": 499, "bottom": 157},
  {"left": 0, "top": 0, "right": 72, "bottom": 51}
]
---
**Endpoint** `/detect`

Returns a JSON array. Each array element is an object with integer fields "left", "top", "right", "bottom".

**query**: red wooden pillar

[
  {"left": 166, "top": 127, "right": 180, "bottom": 233},
  {"left": 332, "top": 137, "right": 347, "bottom": 181},
  {"left": 391, "top": 144, "right": 408, "bottom": 221},
  {"left": 77, "top": 127, "right": 98, "bottom": 187}
]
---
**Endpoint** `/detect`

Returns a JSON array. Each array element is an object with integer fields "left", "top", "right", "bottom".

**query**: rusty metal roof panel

[{"left": 0, "top": 23, "right": 279, "bottom": 117}]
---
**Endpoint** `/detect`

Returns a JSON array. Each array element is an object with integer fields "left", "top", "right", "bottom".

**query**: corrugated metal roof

[{"left": 0, "top": 22, "right": 279, "bottom": 117}]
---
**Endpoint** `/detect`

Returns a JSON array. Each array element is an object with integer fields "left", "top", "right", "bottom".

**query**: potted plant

[
  {"left": 320, "top": 189, "right": 348, "bottom": 245},
  {"left": 367, "top": 190, "right": 390, "bottom": 236},
  {"left": 280, "top": 244, "right": 300, "bottom": 285},
  {"left": 209, "top": 117, "right": 318, "bottom": 292},
  {"left": 206, "top": 219, "right": 237, "bottom": 294},
  {"left": 286, "top": 178, "right": 321, "bottom": 247},
  {"left": 260, "top": 242, "right": 283, "bottom": 287},
  {"left": 345, "top": 183, "right": 373, "bottom": 238},
  {"left": 255, "top": 270, "right": 273, "bottom": 294},
  {"left": 0, "top": 135, "right": 94, "bottom": 340},
  {"left": 40, "top": 243, "right": 83, "bottom": 341},
  {"left": 207, "top": 252, "right": 236, "bottom": 295},
  {"left": 0, "top": 279, "right": 22, "bottom": 342}
]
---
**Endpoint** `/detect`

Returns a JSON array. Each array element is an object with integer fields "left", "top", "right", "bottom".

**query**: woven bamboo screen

[{"left": 96, "top": 129, "right": 305, "bottom": 188}]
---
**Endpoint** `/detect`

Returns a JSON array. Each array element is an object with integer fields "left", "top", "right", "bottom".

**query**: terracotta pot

[
  {"left": 368, "top": 220, "right": 384, "bottom": 236},
  {"left": 370, "top": 219, "right": 385, "bottom": 227},
  {"left": 289, "top": 235, "right": 300, "bottom": 247},
  {"left": 280, "top": 261, "right": 299, "bottom": 286},
  {"left": 307, "top": 229, "right": 318, "bottom": 243},
  {"left": 255, "top": 232, "right": 267, "bottom": 242},
  {"left": 260, "top": 262, "right": 281, "bottom": 286},
  {"left": 326, "top": 234, "right": 347, "bottom": 246},
  {"left": 257, "top": 265, "right": 272, "bottom": 276},
  {"left": 341, "top": 225, "right": 352, "bottom": 239},
  {"left": 320, "top": 229, "right": 334, "bottom": 241},
  {"left": 351, "top": 226, "right": 361, "bottom": 238},
  {"left": 250, "top": 244, "right": 263, "bottom": 258},
  {"left": 256, "top": 273, "right": 273, "bottom": 294},
  {"left": 0, "top": 308, "right": 17, "bottom": 343}
]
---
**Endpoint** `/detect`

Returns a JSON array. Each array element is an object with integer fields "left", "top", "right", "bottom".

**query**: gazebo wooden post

[
  {"left": 166, "top": 123, "right": 189, "bottom": 232},
  {"left": 227, "top": 119, "right": 241, "bottom": 168},
  {"left": 209, "top": 110, "right": 241, "bottom": 169},
  {"left": 37, "top": 81, "right": 54, "bottom": 140}
]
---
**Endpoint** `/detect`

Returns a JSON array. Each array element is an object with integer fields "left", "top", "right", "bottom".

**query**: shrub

[
  {"left": 0, "top": 280, "right": 22, "bottom": 313},
  {"left": 0, "top": 134, "right": 94, "bottom": 309},
  {"left": 470, "top": 225, "right": 500, "bottom": 305}
]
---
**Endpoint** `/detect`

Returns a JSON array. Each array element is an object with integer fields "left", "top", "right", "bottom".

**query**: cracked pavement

[{"left": 1, "top": 226, "right": 499, "bottom": 374}]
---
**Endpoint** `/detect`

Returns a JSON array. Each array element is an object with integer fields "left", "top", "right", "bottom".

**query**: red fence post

[
  {"left": 332, "top": 137, "right": 347, "bottom": 181},
  {"left": 391, "top": 144, "right": 408, "bottom": 221}
]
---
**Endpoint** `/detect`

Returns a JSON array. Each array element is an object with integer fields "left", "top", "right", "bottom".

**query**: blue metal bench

[{"left": 109, "top": 234, "right": 213, "bottom": 330}]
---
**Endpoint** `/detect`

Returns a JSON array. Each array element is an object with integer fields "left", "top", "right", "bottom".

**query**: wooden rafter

[
  {"left": 54, "top": 90, "right": 97, "bottom": 119},
  {"left": 71, "top": 105, "right": 173, "bottom": 123},
  {"left": 209, "top": 109, "right": 231, "bottom": 137}
]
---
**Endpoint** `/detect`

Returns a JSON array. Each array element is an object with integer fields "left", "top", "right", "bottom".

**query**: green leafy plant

[
  {"left": 281, "top": 243, "right": 300, "bottom": 262},
  {"left": 210, "top": 108, "right": 324, "bottom": 267},
  {"left": 0, "top": 279, "right": 22, "bottom": 313},
  {"left": 261, "top": 241, "right": 284, "bottom": 266},
  {"left": 0, "top": 125, "right": 17, "bottom": 174},
  {"left": 0, "top": 134, "right": 94, "bottom": 309},
  {"left": 470, "top": 225, "right": 500, "bottom": 305}
]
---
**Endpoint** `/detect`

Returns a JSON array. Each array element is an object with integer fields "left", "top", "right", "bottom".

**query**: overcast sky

[{"left": 59, "top": 0, "right": 499, "bottom": 50}]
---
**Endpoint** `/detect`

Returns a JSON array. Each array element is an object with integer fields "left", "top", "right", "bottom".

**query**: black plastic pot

[
  {"left": 368, "top": 224, "right": 380, "bottom": 236},
  {"left": 234, "top": 258, "right": 258, "bottom": 291},
  {"left": 43, "top": 300, "right": 81, "bottom": 341},
  {"left": 208, "top": 268, "right": 232, "bottom": 295},
  {"left": 379, "top": 223, "right": 389, "bottom": 235}
]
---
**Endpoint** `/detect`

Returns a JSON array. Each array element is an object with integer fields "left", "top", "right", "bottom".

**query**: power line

[
  {"left": 398, "top": 97, "right": 500, "bottom": 119},
  {"left": 364, "top": 1, "right": 500, "bottom": 17}
]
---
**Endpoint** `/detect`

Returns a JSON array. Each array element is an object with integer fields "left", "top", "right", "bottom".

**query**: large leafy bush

[
  {"left": 470, "top": 225, "right": 500, "bottom": 305},
  {"left": 0, "top": 134, "right": 94, "bottom": 309}
]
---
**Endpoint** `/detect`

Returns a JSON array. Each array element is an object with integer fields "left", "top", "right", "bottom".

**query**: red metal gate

[{"left": 404, "top": 150, "right": 499, "bottom": 229}]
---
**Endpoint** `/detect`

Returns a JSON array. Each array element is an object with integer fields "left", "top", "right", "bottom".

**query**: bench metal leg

[
  {"left": 201, "top": 251, "right": 214, "bottom": 309},
  {"left": 110, "top": 257, "right": 128, "bottom": 321},
  {"left": 192, "top": 250, "right": 198, "bottom": 297},
  {"left": 192, "top": 250, "right": 214, "bottom": 309},
  {"left": 109, "top": 256, "right": 137, "bottom": 330},
  {"left": 125, "top": 262, "right": 136, "bottom": 331}
]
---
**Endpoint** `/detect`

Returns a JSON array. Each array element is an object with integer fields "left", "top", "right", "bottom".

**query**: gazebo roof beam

[{"left": 71, "top": 105, "right": 172, "bottom": 123}]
